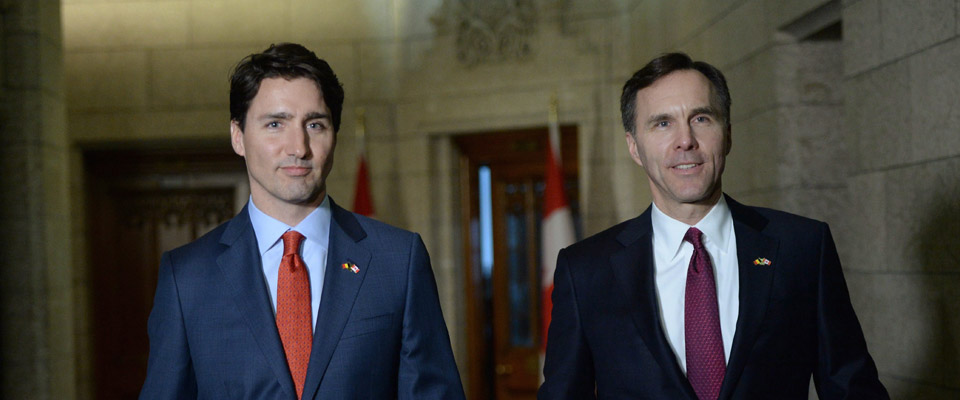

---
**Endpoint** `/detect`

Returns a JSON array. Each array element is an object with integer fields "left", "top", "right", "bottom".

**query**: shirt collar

[
  {"left": 651, "top": 195, "right": 732, "bottom": 258},
  {"left": 248, "top": 195, "right": 332, "bottom": 255}
]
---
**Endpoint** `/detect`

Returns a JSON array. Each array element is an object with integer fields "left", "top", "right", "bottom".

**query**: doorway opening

[
  {"left": 454, "top": 126, "right": 580, "bottom": 400},
  {"left": 82, "top": 143, "right": 247, "bottom": 398}
]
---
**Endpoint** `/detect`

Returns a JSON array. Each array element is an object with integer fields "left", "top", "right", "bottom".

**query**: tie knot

[
  {"left": 683, "top": 227, "right": 705, "bottom": 250},
  {"left": 281, "top": 230, "right": 305, "bottom": 257}
]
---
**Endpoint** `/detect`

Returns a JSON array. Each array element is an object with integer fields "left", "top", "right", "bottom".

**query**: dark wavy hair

[
  {"left": 230, "top": 43, "right": 345, "bottom": 132},
  {"left": 620, "top": 52, "right": 731, "bottom": 135}
]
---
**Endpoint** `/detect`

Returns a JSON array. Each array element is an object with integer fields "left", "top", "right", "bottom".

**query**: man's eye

[
  {"left": 693, "top": 116, "right": 710, "bottom": 123},
  {"left": 267, "top": 121, "right": 281, "bottom": 128},
  {"left": 655, "top": 121, "right": 669, "bottom": 128},
  {"left": 308, "top": 122, "right": 326, "bottom": 130}
]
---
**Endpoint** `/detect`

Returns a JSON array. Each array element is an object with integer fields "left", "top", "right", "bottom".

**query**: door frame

[{"left": 454, "top": 126, "right": 578, "bottom": 399}]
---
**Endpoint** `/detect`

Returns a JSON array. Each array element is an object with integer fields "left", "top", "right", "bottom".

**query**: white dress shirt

[
  {"left": 651, "top": 196, "right": 739, "bottom": 373},
  {"left": 248, "top": 195, "right": 331, "bottom": 333}
]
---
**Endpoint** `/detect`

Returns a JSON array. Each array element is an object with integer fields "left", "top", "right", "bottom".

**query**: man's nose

[
  {"left": 285, "top": 126, "right": 311, "bottom": 158},
  {"left": 675, "top": 123, "right": 698, "bottom": 150}
]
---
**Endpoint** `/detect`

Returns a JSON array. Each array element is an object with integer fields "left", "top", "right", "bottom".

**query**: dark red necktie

[
  {"left": 277, "top": 230, "right": 312, "bottom": 399},
  {"left": 684, "top": 227, "right": 725, "bottom": 400}
]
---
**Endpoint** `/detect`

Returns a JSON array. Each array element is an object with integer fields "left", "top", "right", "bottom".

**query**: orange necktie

[{"left": 277, "top": 230, "right": 312, "bottom": 399}]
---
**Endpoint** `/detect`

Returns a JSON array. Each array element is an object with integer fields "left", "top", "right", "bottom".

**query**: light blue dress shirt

[{"left": 248, "top": 196, "right": 331, "bottom": 333}]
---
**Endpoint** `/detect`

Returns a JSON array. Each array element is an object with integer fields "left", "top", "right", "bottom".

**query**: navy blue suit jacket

[
  {"left": 539, "top": 196, "right": 887, "bottom": 399},
  {"left": 140, "top": 198, "right": 465, "bottom": 399}
]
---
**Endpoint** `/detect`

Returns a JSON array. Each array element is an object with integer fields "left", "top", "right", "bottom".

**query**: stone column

[{"left": 0, "top": 1, "right": 75, "bottom": 398}]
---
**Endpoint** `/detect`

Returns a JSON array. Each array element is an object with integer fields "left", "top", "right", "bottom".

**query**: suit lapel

[
  {"left": 609, "top": 209, "right": 698, "bottom": 399},
  {"left": 301, "top": 199, "right": 371, "bottom": 400},
  {"left": 718, "top": 196, "right": 779, "bottom": 399},
  {"left": 216, "top": 206, "right": 298, "bottom": 399}
]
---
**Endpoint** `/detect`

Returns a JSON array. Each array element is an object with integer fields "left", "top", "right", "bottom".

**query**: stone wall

[{"left": 0, "top": 0, "right": 74, "bottom": 398}]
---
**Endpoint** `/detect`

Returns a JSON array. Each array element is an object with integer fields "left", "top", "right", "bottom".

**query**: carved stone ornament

[{"left": 431, "top": 0, "right": 537, "bottom": 67}]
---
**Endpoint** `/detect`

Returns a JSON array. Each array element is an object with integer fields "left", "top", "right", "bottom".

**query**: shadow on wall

[{"left": 905, "top": 182, "right": 960, "bottom": 398}]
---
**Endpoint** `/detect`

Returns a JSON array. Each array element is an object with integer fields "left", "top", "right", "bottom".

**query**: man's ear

[
  {"left": 230, "top": 120, "right": 245, "bottom": 157},
  {"left": 625, "top": 132, "right": 644, "bottom": 167}
]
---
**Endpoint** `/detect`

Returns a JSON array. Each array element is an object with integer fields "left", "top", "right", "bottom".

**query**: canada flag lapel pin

[
  {"left": 341, "top": 261, "right": 360, "bottom": 274},
  {"left": 753, "top": 257, "right": 772, "bottom": 266}
]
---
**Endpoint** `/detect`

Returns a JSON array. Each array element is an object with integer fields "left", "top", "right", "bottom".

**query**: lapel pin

[
  {"left": 753, "top": 257, "right": 772, "bottom": 266},
  {"left": 342, "top": 262, "right": 360, "bottom": 274}
]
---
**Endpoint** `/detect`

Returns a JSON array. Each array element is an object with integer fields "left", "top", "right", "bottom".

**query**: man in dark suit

[
  {"left": 140, "top": 43, "right": 465, "bottom": 399},
  {"left": 539, "top": 53, "right": 888, "bottom": 399}
]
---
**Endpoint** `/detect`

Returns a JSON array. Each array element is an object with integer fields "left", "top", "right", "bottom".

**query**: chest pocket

[{"left": 340, "top": 313, "right": 394, "bottom": 339}]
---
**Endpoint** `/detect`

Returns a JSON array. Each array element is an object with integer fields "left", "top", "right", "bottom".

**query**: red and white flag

[
  {"left": 541, "top": 99, "right": 576, "bottom": 358},
  {"left": 352, "top": 109, "right": 375, "bottom": 217},
  {"left": 352, "top": 153, "right": 374, "bottom": 216}
]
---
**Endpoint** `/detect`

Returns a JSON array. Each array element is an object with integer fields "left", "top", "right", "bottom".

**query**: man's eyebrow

[
  {"left": 304, "top": 111, "right": 331, "bottom": 121},
  {"left": 258, "top": 112, "right": 293, "bottom": 121},
  {"left": 690, "top": 106, "right": 718, "bottom": 117}
]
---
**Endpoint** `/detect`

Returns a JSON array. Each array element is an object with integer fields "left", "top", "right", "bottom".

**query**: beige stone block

[
  {"left": 62, "top": 1, "right": 189, "bottom": 49},
  {"left": 396, "top": 136, "right": 430, "bottom": 174},
  {"left": 189, "top": 1, "right": 288, "bottom": 45},
  {"left": 909, "top": 40, "right": 960, "bottom": 162},
  {"left": 0, "top": 145, "right": 40, "bottom": 220},
  {"left": 944, "top": 275, "right": 960, "bottom": 388},
  {"left": 40, "top": 92, "right": 68, "bottom": 147},
  {"left": 0, "top": 89, "right": 41, "bottom": 145},
  {"left": 883, "top": 158, "right": 960, "bottom": 273},
  {"left": 629, "top": 0, "right": 668, "bottom": 67},
  {"left": 69, "top": 109, "right": 226, "bottom": 142},
  {"left": 1, "top": 0, "right": 39, "bottom": 33},
  {"left": 365, "top": 138, "right": 398, "bottom": 178},
  {"left": 880, "top": 0, "right": 955, "bottom": 63},
  {"left": 354, "top": 103, "right": 395, "bottom": 139},
  {"left": 359, "top": 42, "right": 400, "bottom": 101},
  {"left": 842, "top": 59, "right": 911, "bottom": 172},
  {"left": 724, "top": 108, "right": 777, "bottom": 193},
  {"left": 775, "top": 42, "right": 843, "bottom": 106},
  {"left": 696, "top": 0, "right": 771, "bottom": 69},
  {"left": 765, "top": 0, "right": 835, "bottom": 29},
  {"left": 776, "top": 105, "right": 846, "bottom": 187},
  {"left": 845, "top": 172, "right": 886, "bottom": 272},
  {"left": 3, "top": 33, "right": 41, "bottom": 89},
  {"left": 65, "top": 51, "right": 149, "bottom": 111},
  {"left": 846, "top": 273, "right": 943, "bottom": 384},
  {"left": 289, "top": 0, "right": 395, "bottom": 42},
  {"left": 39, "top": 36, "right": 63, "bottom": 95},
  {"left": 397, "top": 173, "right": 433, "bottom": 228},
  {"left": 725, "top": 48, "right": 776, "bottom": 122},
  {"left": 842, "top": 0, "right": 882, "bottom": 76},
  {"left": 394, "top": 0, "right": 443, "bottom": 37},
  {"left": 150, "top": 47, "right": 257, "bottom": 108}
]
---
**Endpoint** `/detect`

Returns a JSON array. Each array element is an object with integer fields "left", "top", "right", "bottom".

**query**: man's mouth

[{"left": 673, "top": 163, "right": 702, "bottom": 170}]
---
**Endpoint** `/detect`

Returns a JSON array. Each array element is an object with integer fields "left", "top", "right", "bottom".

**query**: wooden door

[
  {"left": 84, "top": 146, "right": 246, "bottom": 399},
  {"left": 455, "top": 127, "right": 579, "bottom": 400}
]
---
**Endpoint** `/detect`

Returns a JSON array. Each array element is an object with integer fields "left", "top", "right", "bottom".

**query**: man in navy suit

[
  {"left": 140, "top": 43, "right": 465, "bottom": 399},
  {"left": 539, "top": 53, "right": 888, "bottom": 399}
]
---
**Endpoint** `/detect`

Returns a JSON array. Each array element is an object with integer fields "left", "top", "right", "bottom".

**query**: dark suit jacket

[
  {"left": 539, "top": 196, "right": 887, "bottom": 399},
  {"left": 140, "top": 198, "right": 465, "bottom": 399}
]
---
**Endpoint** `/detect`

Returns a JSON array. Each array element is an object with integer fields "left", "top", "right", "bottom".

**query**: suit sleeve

[
  {"left": 139, "top": 252, "right": 198, "bottom": 399},
  {"left": 813, "top": 224, "right": 889, "bottom": 399},
  {"left": 396, "top": 234, "right": 466, "bottom": 400},
  {"left": 538, "top": 248, "right": 596, "bottom": 400}
]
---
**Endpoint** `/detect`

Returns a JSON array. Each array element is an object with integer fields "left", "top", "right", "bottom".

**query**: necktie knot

[
  {"left": 683, "top": 227, "right": 705, "bottom": 251},
  {"left": 282, "top": 230, "right": 305, "bottom": 257}
]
